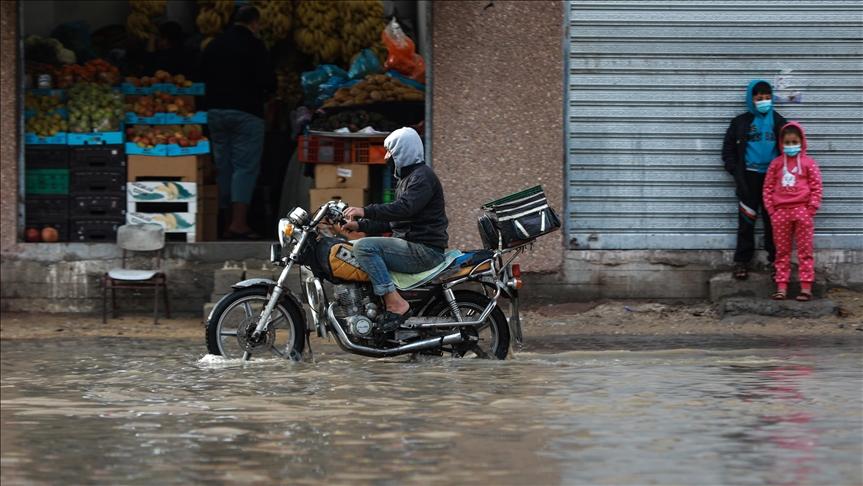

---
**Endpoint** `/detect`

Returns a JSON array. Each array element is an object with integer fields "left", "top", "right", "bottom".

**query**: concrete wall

[
  {"left": 1, "top": 242, "right": 276, "bottom": 314},
  {"left": 1, "top": 0, "right": 18, "bottom": 253},
  {"left": 431, "top": 0, "right": 565, "bottom": 274},
  {"left": 526, "top": 250, "right": 863, "bottom": 304}
]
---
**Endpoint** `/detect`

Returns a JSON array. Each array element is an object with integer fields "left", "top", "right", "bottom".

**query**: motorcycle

[{"left": 206, "top": 187, "right": 559, "bottom": 361}]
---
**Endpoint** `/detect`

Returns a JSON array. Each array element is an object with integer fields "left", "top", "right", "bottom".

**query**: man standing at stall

[{"left": 200, "top": 5, "right": 276, "bottom": 239}]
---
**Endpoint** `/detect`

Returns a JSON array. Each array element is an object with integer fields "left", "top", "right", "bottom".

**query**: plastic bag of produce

[
  {"left": 348, "top": 49, "right": 382, "bottom": 80},
  {"left": 385, "top": 70, "right": 425, "bottom": 91},
  {"left": 301, "top": 64, "right": 349, "bottom": 95},
  {"left": 315, "top": 79, "right": 360, "bottom": 106},
  {"left": 381, "top": 18, "right": 425, "bottom": 83}
]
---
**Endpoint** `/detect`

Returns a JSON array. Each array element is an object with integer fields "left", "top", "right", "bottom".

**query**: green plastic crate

[{"left": 26, "top": 168, "right": 69, "bottom": 195}]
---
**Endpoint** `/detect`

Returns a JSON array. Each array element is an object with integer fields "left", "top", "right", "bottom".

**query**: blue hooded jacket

[{"left": 744, "top": 79, "right": 779, "bottom": 173}]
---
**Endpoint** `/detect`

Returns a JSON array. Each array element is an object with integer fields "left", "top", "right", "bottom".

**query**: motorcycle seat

[
  {"left": 388, "top": 249, "right": 496, "bottom": 290},
  {"left": 389, "top": 249, "right": 463, "bottom": 290}
]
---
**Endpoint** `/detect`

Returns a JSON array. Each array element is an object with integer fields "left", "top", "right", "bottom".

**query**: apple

[
  {"left": 41, "top": 226, "right": 59, "bottom": 243},
  {"left": 25, "top": 227, "right": 41, "bottom": 242}
]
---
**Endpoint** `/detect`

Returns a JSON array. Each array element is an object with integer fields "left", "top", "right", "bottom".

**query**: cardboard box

[
  {"left": 127, "top": 154, "right": 213, "bottom": 183},
  {"left": 309, "top": 188, "right": 367, "bottom": 210},
  {"left": 314, "top": 163, "right": 369, "bottom": 189},
  {"left": 127, "top": 181, "right": 197, "bottom": 202},
  {"left": 127, "top": 212, "right": 196, "bottom": 236}
]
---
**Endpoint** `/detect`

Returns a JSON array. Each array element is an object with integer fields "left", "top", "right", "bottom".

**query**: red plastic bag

[{"left": 381, "top": 18, "right": 425, "bottom": 84}]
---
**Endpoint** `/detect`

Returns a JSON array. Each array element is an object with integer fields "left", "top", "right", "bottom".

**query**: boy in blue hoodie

[{"left": 722, "top": 80, "right": 787, "bottom": 279}]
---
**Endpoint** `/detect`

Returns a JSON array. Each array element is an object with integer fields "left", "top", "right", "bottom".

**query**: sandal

[
  {"left": 796, "top": 292, "right": 812, "bottom": 302},
  {"left": 771, "top": 291, "right": 787, "bottom": 301},
  {"left": 733, "top": 264, "right": 749, "bottom": 280}
]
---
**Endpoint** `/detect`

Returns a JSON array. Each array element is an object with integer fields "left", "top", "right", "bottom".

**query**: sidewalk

[{"left": 2, "top": 289, "right": 860, "bottom": 342}]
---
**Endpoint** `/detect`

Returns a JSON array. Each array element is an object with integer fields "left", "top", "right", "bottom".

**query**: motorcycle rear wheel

[
  {"left": 206, "top": 287, "right": 306, "bottom": 360},
  {"left": 425, "top": 290, "right": 510, "bottom": 359}
]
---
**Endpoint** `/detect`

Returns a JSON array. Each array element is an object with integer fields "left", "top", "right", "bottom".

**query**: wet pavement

[{"left": 2, "top": 336, "right": 862, "bottom": 485}]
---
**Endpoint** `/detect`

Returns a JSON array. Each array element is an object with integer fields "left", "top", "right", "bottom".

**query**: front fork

[{"left": 243, "top": 260, "right": 295, "bottom": 361}]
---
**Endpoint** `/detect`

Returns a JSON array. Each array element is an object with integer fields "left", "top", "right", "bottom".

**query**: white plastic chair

[{"left": 102, "top": 224, "right": 170, "bottom": 324}]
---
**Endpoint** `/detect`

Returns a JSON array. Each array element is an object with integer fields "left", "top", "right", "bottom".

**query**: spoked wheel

[
  {"left": 206, "top": 287, "right": 305, "bottom": 360},
  {"left": 425, "top": 290, "right": 510, "bottom": 360}
]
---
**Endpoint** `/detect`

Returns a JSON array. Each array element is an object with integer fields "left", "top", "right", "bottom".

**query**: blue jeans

[
  {"left": 353, "top": 237, "right": 445, "bottom": 296},
  {"left": 208, "top": 109, "right": 265, "bottom": 207}
]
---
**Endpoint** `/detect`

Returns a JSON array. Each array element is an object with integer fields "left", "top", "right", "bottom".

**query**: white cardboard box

[
  {"left": 127, "top": 212, "right": 196, "bottom": 241},
  {"left": 128, "top": 200, "right": 198, "bottom": 214},
  {"left": 127, "top": 181, "right": 197, "bottom": 202}
]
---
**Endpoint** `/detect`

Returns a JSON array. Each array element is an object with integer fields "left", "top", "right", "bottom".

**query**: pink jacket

[{"left": 763, "top": 121, "right": 823, "bottom": 216}]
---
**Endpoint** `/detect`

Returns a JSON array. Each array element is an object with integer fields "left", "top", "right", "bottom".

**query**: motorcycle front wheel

[
  {"left": 205, "top": 287, "right": 306, "bottom": 359},
  {"left": 425, "top": 290, "right": 510, "bottom": 359}
]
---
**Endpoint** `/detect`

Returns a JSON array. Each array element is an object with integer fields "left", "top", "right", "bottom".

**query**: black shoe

[{"left": 378, "top": 309, "right": 412, "bottom": 332}]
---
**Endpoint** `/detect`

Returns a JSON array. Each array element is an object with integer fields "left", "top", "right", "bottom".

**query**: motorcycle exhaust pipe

[{"left": 326, "top": 304, "right": 464, "bottom": 358}]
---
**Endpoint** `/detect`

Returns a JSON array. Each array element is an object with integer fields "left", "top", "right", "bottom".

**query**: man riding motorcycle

[{"left": 341, "top": 127, "right": 449, "bottom": 331}]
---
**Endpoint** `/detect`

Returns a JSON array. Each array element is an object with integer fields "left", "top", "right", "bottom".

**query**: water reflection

[{"left": 1, "top": 338, "right": 861, "bottom": 485}]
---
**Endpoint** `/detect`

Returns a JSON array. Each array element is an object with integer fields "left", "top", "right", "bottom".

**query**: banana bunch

[
  {"left": 294, "top": 0, "right": 341, "bottom": 63},
  {"left": 196, "top": 0, "right": 233, "bottom": 46},
  {"left": 213, "top": 0, "right": 236, "bottom": 24},
  {"left": 339, "top": 1, "right": 384, "bottom": 64},
  {"left": 127, "top": 0, "right": 166, "bottom": 40},
  {"left": 130, "top": 0, "right": 166, "bottom": 17},
  {"left": 196, "top": 7, "right": 224, "bottom": 37},
  {"left": 126, "top": 11, "right": 155, "bottom": 41},
  {"left": 254, "top": 1, "right": 293, "bottom": 49}
]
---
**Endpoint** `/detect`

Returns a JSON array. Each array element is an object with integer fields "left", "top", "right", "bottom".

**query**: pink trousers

[{"left": 771, "top": 206, "right": 815, "bottom": 285}]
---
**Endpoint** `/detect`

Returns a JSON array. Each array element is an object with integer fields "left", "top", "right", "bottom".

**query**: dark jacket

[
  {"left": 722, "top": 110, "right": 787, "bottom": 199},
  {"left": 358, "top": 163, "right": 449, "bottom": 251},
  {"left": 199, "top": 25, "right": 276, "bottom": 118}
]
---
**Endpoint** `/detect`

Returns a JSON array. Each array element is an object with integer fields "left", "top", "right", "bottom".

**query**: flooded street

[{"left": 2, "top": 337, "right": 862, "bottom": 485}]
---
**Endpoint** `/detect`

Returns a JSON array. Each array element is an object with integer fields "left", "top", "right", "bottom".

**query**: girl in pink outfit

[{"left": 763, "top": 121, "right": 823, "bottom": 301}]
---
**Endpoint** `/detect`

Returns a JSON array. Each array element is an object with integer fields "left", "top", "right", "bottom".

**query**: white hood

[{"left": 384, "top": 127, "right": 424, "bottom": 177}]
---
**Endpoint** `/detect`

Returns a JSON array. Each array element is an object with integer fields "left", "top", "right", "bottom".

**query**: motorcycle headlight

[
  {"left": 287, "top": 207, "right": 310, "bottom": 227},
  {"left": 278, "top": 218, "right": 296, "bottom": 247}
]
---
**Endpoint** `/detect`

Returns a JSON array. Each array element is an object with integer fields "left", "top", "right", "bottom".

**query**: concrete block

[
  {"left": 709, "top": 272, "right": 826, "bottom": 302},
  {"left": 213, "top": 267, "right": 244, "bottom": 295},
  {"left": 720, "top": 297, "right": 837, "bottom": 319}
]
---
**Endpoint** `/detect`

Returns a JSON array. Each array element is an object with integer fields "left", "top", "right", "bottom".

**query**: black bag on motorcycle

[{"left": 477, "top": 185, "right": 561, "bottom": 250}]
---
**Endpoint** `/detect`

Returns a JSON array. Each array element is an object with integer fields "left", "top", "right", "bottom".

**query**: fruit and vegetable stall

[{"left": 21, "top": 0, "right": 426, "bottom": 243}]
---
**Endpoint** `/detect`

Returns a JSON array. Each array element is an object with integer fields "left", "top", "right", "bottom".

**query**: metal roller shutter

[{"left": 566, "top": 0, "right": 863, "bottom": 250}]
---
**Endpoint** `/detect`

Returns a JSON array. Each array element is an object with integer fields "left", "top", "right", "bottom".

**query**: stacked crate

[
  {"left": 68, "top": 145, "right": 127, "bottom": 241},
  {"left": 299, "top": 134, "right": 390, "bottom": 208},
  {"left": 126, "top": 154, "right": 217, "bottom": 242},
  {"left": 309, "top": 162, "right": 370, "bottom": 209},
  {"left": 24, "top": 147, "right": 70, "bottom": 242},
  {"left": 123, "top": 82, "right": 217, "bottom": 242},
  {"left": 24, "top": 88, "right": 70, "bottom": 242}
]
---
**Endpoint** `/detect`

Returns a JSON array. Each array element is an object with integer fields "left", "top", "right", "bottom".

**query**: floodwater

[{"left": 1, "top": 337, "right": 862, "bottom": 485}]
